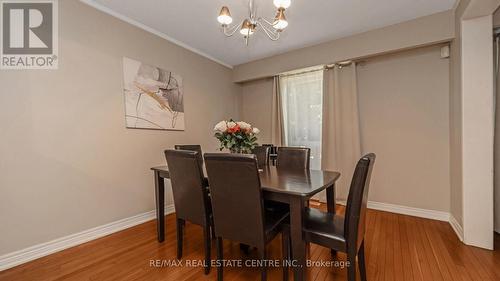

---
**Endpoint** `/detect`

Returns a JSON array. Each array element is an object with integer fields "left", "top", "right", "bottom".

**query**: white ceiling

[{"left": 84, "top": 0, "right": 456, "bottom": 67}]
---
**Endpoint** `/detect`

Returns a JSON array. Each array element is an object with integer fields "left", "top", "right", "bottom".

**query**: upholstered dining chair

[
  {"left": 204, "top": 153, "right": 290, "bottom": 281},
  {"left": 164, "top": 149, "right": 213, "bottom": 275},
  {"left": 262, "top": 144, "right": 277, "bottom": 165},
  {"left": 262, "top": 144, "right": 276, "bottom": 154},
  {"left": 276, "top": 147, "right": 311, "bottom": 170},
  {"left": 302, "top": 153, "right": 376, "bottom": 281},
  {"left": 174, "top": 144, "right": 203, "bottom": 167},
  {"left": 252, "top": 145, "right": 270, "bottom": 167}
]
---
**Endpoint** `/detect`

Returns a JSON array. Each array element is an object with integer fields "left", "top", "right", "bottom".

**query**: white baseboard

[
  {"left": 336, "top": 200, "right": 450, "bottom": 221},
  {"left": 0, "top": 204, "right": 175, "bottom": 271},
  {"left": 336, "top": 200, "right": 467, "bottom": 241},
  {"left": 449, "top": 215, "right": 464, "bottom": 241}
]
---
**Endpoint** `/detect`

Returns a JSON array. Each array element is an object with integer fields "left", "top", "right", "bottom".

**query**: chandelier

[{"left": 217, "top": 0, "right": 291, "bottom": 45}]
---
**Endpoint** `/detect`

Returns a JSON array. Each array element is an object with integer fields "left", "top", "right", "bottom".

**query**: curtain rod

[
  {"left": 278, "top": 68, "right": 323, "bottom": 78},
  {"left": 278, "top": 60, "right": 356, "bottom": 78},
  {"left": 325, "top": 60, "right": 358, "bottom": 69}
]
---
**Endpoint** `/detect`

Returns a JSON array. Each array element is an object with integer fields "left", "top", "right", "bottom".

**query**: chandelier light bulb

[
  {"left": 273, "top": 9, "right": 288, "bottom": 30},
  {"left": 217, "top": 6, "right": 233, "bottom": 25},
  {"left": 240, "top": 19, "right": 255, "bottom": 36},
  {"left": 273, "top": 0, "right": 291, "bottom": 9}
]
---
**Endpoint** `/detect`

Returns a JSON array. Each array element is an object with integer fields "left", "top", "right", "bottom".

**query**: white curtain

[
  {"left": 321, "top": 64, "right": 361, "bottom": 202},
  {"left": 279, "top": 70, "right": 323, "bottom": 169},
  {"left": 271, "top": 76, "right": 285, "bottom": 146}
]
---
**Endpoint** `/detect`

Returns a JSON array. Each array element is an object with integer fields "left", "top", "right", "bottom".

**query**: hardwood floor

[{"left": 1, "top": 205, "right": 499, "bottom": 281}]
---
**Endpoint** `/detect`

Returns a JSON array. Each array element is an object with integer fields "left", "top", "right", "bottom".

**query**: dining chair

[
  {"left": 262, "top": 144, "right": 277, "bottom": 165},
  {"left": 276, "top": 147, "right": 311, "bottom": 170},
  {"left": 302, "top": 153, "right": 376, "bottom": 281},
  {"left": 174, "top": 144, "right": 203, "bottom": 167},
  {"left": 262, "top": 144, "right": 277, "bottom": 154},
  {"left": 164, "top": 149, "right": 213, "bottom": 275},
  {"left": 252, "top": 145, "right": 270, "bottom": 167},
  {"left": 204, "top": 153, "right": 290, "bottom": 281}
]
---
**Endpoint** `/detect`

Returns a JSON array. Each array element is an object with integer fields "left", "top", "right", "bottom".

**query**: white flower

[
  {"left": 214, "top": 121, "right": 228, "bottom": 132},
  {"left": 227, "top": 121, "right": 237, "bottom": 129},
  {"left": 252, "top": 127, "right": 260, "bottom": 134},
  {"left": 237, "top": 121, "right": 251, "bottom": 130}
]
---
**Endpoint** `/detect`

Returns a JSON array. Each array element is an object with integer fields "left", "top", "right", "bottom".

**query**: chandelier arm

[
  {"left": 258, "top": 17, "right": 277, "bottom": 28},
  {"left": 222, "top": 21, "right": 243, "bottom": 37},
  {"left": 257, "top": 20, "right": 280, "bottom": 41}
]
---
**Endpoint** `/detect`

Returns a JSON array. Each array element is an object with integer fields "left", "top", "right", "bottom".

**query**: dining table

[{"left": 151, "top": 164, "right": 341, "bottom": 281}]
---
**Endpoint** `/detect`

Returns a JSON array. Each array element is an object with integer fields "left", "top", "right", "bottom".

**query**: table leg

[
  {"left": 290, "top": 196, "right": 306, "bottom": 281},
  {"left": 326, "top": 183, "right": 336, "bottom": 215},
  {"left": 154, "top": 171, "right": 165, "bottom": 242}
]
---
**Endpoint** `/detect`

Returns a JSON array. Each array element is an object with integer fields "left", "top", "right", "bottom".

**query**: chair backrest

[
  {"left": 252, "top": 146, "right": 270, "bottom": 167},
  {"left": 344, "top": 153, "right": 376, "bottom": 251},
  {"left": 165, "top": 149, "right": 210, "bottom": 226},
  {"left": 174, "top": 144, "right": 203, "bottom": 167},
  {"left": 262, "top": 144, "right": 277, "bottom": 154},
  {"left": 276, "top": 147, "right": 311, "bottom": 170},
  {"left": 204, "top": 153, "right": 266, "bottom": 247}
]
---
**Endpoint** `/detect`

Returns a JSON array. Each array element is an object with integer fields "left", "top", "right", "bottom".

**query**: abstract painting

[{"left": 122, "top": 57, "right": 184, "bottom": 130}]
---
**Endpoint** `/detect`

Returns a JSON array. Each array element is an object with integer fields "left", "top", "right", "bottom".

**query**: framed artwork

[{"left": 122, "top": 57, "right": 184, "bottom": 130}]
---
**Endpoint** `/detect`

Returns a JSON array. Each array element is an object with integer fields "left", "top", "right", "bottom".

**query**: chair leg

[
  {"left": 211, "top": 224, "right": 216, "bottom": 239},
  {"left": 176, "top": 219, "right": 184, "bottom": 259},
  {"left": 259, "top": 247, "right": 267, "bottom": 281},
  {"left": 216, "top": 237, "right": 223, "bottom": 281},
  {"left": 330, "top": 249, "right": 337, "bottom": 258},
  {"left": 358, "top": 241, "right": 367, "bottom": 281},
  {"left": 288, "top": 233, "right": 293, "bottom": 262},
  {"left": 281, "top": 232, "right": 290, "bottom": 281},
  {"left": 203, "top": 226, "right": 212, "bottom": 275},
  {"left": 239, "top": 243, "right": 250, "bottom": 255},
  {"left": 347, "top": 251, "right": 357, "bottom": 281}
]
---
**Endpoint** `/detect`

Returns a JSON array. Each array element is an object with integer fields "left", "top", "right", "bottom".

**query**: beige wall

[
  {"left": 240, "top": 45, "right": 451, "bottom": 212},
  {"left": 239, "top": 78, "right": 274, "bottom": 144},
  {"left": 0, "top": 0, "right": 240, "bottom": 255},
  {"left": 463, "top": 0, "right": 500, "bottom": 19},
  {"left": 494, "top": 6, "right": 500, "bottom": 27},
  {"left": 233, "top": 10, "right": 454, "bottom": 83},
  {"left": 357, "top": 45, "right": 450, "bottom": 211}
]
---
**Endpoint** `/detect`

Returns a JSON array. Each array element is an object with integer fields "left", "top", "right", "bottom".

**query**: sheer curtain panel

[{"left": 280, "top": 70, "right": 323, "bottom": 170}]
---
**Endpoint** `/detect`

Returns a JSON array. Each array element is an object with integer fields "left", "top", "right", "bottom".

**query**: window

[{"left": 280, "top": 70, "right": 323, "bottom": 169}]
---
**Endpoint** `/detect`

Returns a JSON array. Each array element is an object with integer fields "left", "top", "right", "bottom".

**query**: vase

[{"left": 230, "top": 147, "right": 242, "bottom": 154}]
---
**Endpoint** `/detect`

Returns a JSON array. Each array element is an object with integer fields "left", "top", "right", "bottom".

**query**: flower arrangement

[{"left": 213, "top": 120, "right": 260, "bottom": 153}]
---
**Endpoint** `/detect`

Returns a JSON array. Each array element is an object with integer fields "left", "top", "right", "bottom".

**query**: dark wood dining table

[{"left": 151, "top": 165, "right": 341, "bottom": 281}]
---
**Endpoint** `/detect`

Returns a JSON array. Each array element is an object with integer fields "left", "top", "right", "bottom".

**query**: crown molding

[{"left": 79, "top": 0, "right": 233, "bottom": 69}]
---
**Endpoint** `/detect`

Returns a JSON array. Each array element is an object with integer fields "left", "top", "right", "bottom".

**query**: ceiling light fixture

[
  {"left": 217, "top": 0, "right": 290, "bottom": 45},
  {"left": 273, "top": 0, "right": 291, "bottom": 9}
]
